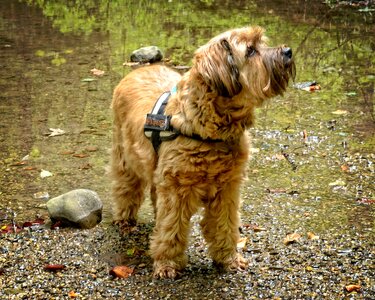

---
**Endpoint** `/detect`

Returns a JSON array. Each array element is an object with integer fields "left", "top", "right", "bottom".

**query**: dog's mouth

[{"left": 261, "top": 46, "right": 296, "bottom": 96}]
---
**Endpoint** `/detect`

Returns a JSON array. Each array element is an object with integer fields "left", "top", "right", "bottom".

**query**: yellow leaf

[
  {"left": 331, "top": 110, "right": 348, "bottom": 115},
  {"left": 237, "top": 237, "right": 247, "bottom": 249}
]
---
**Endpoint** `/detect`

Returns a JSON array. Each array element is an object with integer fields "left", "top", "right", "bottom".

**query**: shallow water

[{"left": 0, "top": 0, "right": 373, "bottom": 239}]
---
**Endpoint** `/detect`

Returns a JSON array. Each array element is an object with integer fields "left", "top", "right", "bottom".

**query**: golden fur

[{"left": 110, "top": 26, "right": 295, "bottom": 279}]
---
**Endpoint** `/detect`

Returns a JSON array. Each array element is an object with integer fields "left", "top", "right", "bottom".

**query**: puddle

[{"left": 0, "top": 0, "right": 373, "bottom": 237}]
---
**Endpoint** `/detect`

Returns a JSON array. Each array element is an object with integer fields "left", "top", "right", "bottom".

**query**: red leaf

[
  {"left": 51, "top": 220, "right": 63, "bottom": 230},
  {"left": 109, "top": 265, "right": 134, "bottom": 278},
  {"left": 44, "top": 264, "right": 65, "bottom": 271},
  {"left": 345, "top": 284, "right": 361, "bottom": 293}
]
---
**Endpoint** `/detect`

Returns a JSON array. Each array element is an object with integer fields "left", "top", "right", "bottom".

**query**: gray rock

[
  {"left": 47, "top": 189, "right": 103, "bottom": 229},
  {"left": 130, "top": 46, "right": 163, "bottom": 63}
]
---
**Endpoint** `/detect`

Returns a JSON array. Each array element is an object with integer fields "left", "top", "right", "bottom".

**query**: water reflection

[{"left": 0, "top": 0, "right": 373, "bottom": 234}]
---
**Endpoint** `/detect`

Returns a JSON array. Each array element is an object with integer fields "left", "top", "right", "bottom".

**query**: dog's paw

[
  {"left": 227, "top": 253, "right": 248, "bottom": 271},
  {"left": 113, "top": 219, "right": 137, "bottom": 234},
  {"left": 153, "top": 261, "right": 182, "bottom": 279},
  {"left": 215, "top": 253, "right": 248, "bottom": 272}
]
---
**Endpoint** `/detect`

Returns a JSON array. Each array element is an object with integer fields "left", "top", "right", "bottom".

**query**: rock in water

[
  {"left": 47, "top": 189, "right": 103, "bottom": 229},
  {"left": 130, "top": 46, "right": 163, "bottom": 63}
]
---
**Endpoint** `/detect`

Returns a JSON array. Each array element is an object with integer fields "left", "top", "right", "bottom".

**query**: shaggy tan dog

[{"left": 110, "top": 26, "right": 295, "bottom": 279}]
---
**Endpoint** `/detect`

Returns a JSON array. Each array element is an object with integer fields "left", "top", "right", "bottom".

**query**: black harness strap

[
  {"left": 144, "top": 91, "right": 179, "bottom": 151},
  {"left": 144, "top": 89, "right": 224, "bottom": 152}
]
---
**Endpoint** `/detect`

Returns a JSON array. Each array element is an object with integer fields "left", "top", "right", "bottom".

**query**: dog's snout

[{"left": 282, "top": 47, "right": 292, "bottom": 59}]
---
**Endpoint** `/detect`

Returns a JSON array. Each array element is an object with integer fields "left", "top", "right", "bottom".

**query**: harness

[
  {"left": 144, "top": 86, "right": 179, "bottom": 151},
  {"left": 144, "top": 86, "right": 223, "bottom": 152}
]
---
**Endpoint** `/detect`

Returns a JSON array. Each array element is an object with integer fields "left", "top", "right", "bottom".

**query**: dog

[{"left": 110, "top": 26, "right": 295, "bottom": 279}]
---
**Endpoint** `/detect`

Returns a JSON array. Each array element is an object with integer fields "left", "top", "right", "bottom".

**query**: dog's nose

[{"left": 282, "top": 47, "right": 292, "bottom": 59}]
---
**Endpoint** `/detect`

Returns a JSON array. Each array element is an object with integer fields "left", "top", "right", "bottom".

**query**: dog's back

[{"left": 110, "top": 65, "right": 181, "bottom": 193}]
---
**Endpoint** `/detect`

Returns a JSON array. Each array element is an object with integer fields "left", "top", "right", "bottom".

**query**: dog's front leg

[
  {"left": 150, "top": 185, "right": 199, "bottom": 279},
  {"left": 200, "top": 181, "right": 248, "bottom": 272}
]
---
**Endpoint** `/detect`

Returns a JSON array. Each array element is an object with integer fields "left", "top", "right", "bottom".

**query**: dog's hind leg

[
  {"left": 110, "top": 127, "right": 146, "bottom": 227},
  {"left": 200, "top": 181, "right": 248, "bottom": 272}
]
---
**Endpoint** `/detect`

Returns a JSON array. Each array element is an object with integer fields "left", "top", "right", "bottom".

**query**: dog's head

[{"left": 192, "top": 26, "right": 296, "bottom": 101}]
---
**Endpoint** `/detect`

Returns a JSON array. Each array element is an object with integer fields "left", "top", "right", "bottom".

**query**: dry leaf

[
  {"left": 305, "top": 266, "right": 313, "bottom": 271},
  {"left": 332, "top": 110, "right": 348, "bottom": 115},
  {"left": 40, "top": 169, "right": 53, "bottom": 178},
  {"left": 345, "top": 284, "right": 361, "bottom": 293},
  {"left": 90, "top": 68, "right": 105, "bottom": 76},
  {"left": 283, "top": 233, "right": 301, "bottom": 245},
  {"left": 48, "top": 128, "right": 65, "bottom": 137},
  {"left": 44, "top": 264, "right": 65, "bottom": 271},
  {"left": 341, "top": 164, "right": 349, "bottom": 172},
  {"left": 307, "top": 232, "right": 319, "bottom": 240},
  {"left": 72, "top": 153, "right": 89, "bottom": 158},
  {"left": 237, "top": 237, "right": 248, "bottom": 249},
  {"left": 109, "top": 265, "right": 134, "bottom": 278},
  {"left": 253, "top": 225, "right": 266, "bottom": 232},
  {"left": 302, "top": 85, "right": 321, "bottom": 91},
  {"left": 68, "top": 291, "right": 78, "bottom": 298},
  {"left": 123, "top": 61, "right": 142, "bottom": 67}
]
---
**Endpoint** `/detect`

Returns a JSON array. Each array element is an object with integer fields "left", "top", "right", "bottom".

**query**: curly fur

[{"left": 110, "top": 26, "right": 295, "bottom": 279}]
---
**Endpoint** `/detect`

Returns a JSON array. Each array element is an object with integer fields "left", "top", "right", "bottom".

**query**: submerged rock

[
  {"left": 47, "top": 189, "right": 102, "bottom": 229},
  {"left": 130, "top": 46, "right": 163, "bottom": 63}
]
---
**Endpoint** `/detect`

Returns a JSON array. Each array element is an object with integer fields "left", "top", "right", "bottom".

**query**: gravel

[{"left": 0, "top": 212, "right": 374, "bottom": 299}]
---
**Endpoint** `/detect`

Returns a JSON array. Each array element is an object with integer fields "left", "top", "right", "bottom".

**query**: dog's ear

[{"left": 194, "top": 39, "right": 242, "bottom": 97}]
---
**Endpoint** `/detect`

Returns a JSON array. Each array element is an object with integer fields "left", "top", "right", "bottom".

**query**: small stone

[
  {"left": 46, "top": 189, "right": 103, "bottom": 229},
  {"left": 130, "top": 46, "right": 163, "bottom": 63}
]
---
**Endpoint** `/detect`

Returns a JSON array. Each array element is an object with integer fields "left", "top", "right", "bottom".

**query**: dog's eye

[{"left": 246, "top": 46, "right": 257, "bottom": 58}]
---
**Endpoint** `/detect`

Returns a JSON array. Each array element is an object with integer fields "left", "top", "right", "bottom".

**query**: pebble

[{"left": 130, "top": 46, "right": 163, "bottom": 63}]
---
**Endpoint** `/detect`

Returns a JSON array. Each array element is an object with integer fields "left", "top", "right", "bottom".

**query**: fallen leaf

[
  {"left": 22, "top": 218, "right": 45, "bottom": 228},
  {"left": 356, "top": 198, "right": 375, "bottom": 205},
  {"left": 109, "top": 265, "right": 134, "bottom": 278},
  {"left": 72, "top": 153, "right": 89, "bottom": 158},
  {"left": 33, "top": 191, "right": 50, "bottom": 199},
  {"left": 68, "top": 291, "right": 78, "bottom": 298},
  {"left": 40, "top": 169, "right": 53, "bottom": 178},
  {"left": 44, "top": 264, "right": 65, "bottom": 271},
  {"left": 253, "top": 225, "right": 266, "bottom": 232},
  {"left": 341, "top": 164, "right": 349, "bottom": 172},
  {"left": 23, "top": 166, "right": 37, "bottom": 171},
  {"left": 242, "top": 224, "right": 266, "bottom": 232},
  {"left": 48, "top": 128, "right": 65, "bottom": 137},
  {"left": 51, "top": 220, "right": 63, "bottom": 230},
  {"left": 305, "top": 266, "right": 313, "bottom": 271},
  {"left": 90, "top": 68, "right": 105, "bottom": 76},
  {"left": 123, "top": 61, "right": 142, "bottom": 67},
  {"left": 303, "top": 129, "right": 308, "bottom": 141},
  {"left": 61, "top": 150, "right": 75, "bottom": 155},
  {"left": 328, "top": 179, "right": 346, "bottom": 186},
  {"left": 307, "top": 232, "right": 319, "bottom": 240},
  {"left": 345, "top": 284, "right": 361, "bottom": 293},
  {"left": 332, "top": 110, "right": 348, "bottom": 115},
  {"left": 283, "top": 233, "right": 301, "bottom": 245},
  {"left": 126, "top": 248, "right": 136, "bottom": 256},
  {"left": 237, "top": 237, "right": 248, "bottom": 249},
  {"left": 10, "top": 161, "right": 27, "bottom": 167},
  {"left": 81, "top": 77, "right": 96, "bottom": 82},
  {"left": 0, "top": 224, "right": 22, "bottom": 234},
  {"left": 302, "top": 85, "right": 321, "bottom": 91}
]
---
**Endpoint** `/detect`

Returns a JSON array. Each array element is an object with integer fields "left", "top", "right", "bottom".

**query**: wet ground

[{"left": 0, "top": 0, "right": 374, "bottom": 299}]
